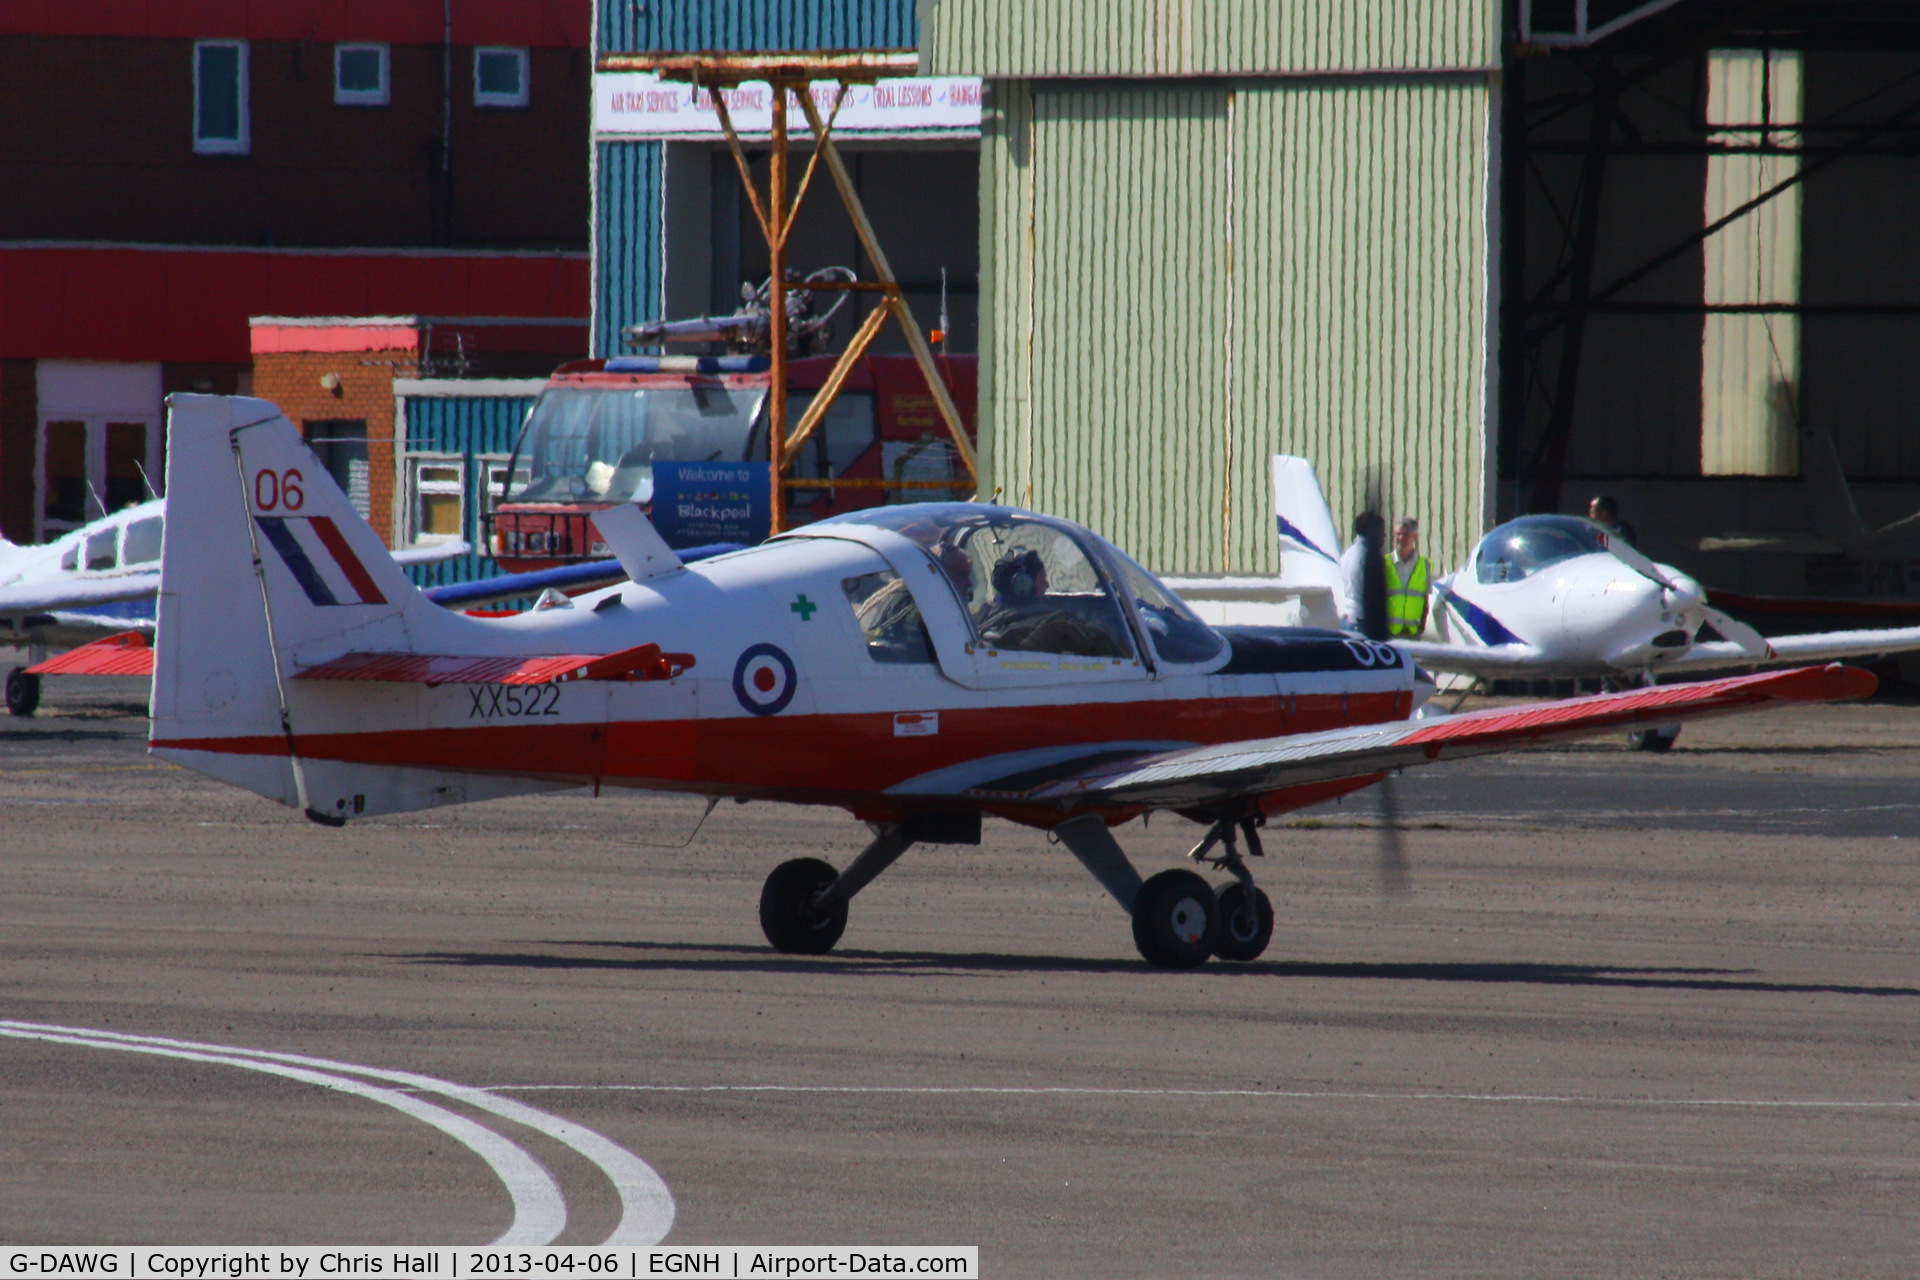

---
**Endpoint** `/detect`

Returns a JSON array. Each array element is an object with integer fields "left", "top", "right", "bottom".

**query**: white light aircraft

[
  {"left": 1172, "top": 457, "right": 1920, "bottom": 748},
  {"left": 1, "top": 497, "right": 465, "bottom": 716},
  {"left": 68, "top": 395, "right": 1874, "bottom": 969}
]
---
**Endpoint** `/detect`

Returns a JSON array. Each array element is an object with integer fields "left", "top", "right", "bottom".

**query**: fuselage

[
  {"left": 1432, "top": 517, "right": 1705, "bottom": 676},
  {"left": 152, "top": 503, "right": 1419, "bottom": 825}
]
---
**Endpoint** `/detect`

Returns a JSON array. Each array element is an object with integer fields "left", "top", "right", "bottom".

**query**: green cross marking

[{"left": 790, "top": 594, "right": 818, "bottom": 621}]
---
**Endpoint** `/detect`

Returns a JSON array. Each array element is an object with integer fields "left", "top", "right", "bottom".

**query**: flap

[{"left": 294, "top": 642, "right": 695, "bottom": 686}]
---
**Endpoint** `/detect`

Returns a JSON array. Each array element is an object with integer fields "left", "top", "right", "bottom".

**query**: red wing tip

[{"left": 1824, "top": 663, "right": 1879, "bottom": 700}]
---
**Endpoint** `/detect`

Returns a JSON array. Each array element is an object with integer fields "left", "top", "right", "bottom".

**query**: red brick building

[{"left": 0, "top": 2, "right": 590, "bottom": 544}]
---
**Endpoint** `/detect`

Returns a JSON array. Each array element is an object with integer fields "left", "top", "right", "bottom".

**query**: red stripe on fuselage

[
  {"left": 307, "top": 516, "right": 387, "bottom": 605},
  {"left": 152, "top": 690, "right": 1412, "bottom": 803}
]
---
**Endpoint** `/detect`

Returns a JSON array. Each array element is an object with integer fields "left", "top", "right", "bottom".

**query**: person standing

[
  {"left": 1340, "top": 511, "right": 1386, "bottom": 632},
  {"left": 1588, "top": 494, "right": 1637, "bottom": 546},
  {"left": 1385, "top": 516, "right": 1431, "bottom": 639}
]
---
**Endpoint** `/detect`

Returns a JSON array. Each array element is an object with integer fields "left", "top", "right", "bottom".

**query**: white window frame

[
  {"left": 409, "top": 454, "right": 468, "bottom": 546},
  {"left": 473, "top": 47, "right": 530, "bottom": 108},
  {"left": 193, "top": 40, "right": 250, "bottom": 155},
  {"left": 334, "top": 43, "right": 391, "bottom": 107}
]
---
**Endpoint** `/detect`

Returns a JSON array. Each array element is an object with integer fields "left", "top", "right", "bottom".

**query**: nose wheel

[{"left": 759, "top": 857, "right": 848, "bottom": 954}]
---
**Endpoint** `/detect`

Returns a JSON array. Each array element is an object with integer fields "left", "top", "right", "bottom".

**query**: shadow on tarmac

[{"left": 394, "top": 941, "right": 1920, "bottom": 998}]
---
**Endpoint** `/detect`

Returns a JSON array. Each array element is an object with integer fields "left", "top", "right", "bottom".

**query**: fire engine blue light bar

[{"left": 604, "top": 355, "right": 772, "bottom": 374}]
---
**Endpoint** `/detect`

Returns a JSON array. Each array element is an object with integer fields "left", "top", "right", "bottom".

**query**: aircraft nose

[{"left": 1663, "top": 575, "right": 1703, "bottom": 613}]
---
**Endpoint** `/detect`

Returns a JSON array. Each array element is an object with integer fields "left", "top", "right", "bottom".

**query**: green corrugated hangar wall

[{"left": 923, "top": 0, "right": 1500, "bottom": 576}]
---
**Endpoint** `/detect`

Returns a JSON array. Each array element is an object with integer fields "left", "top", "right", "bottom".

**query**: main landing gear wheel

[
  {"left": 1213, "top": 883, "right": 1274, "bottom": 962},
  {"left": 1131, "top": 869, "right": 1220, "bottom": 969},
  {"left": 6, "top": 667, "right": 40, "bottom": 718},
  {"left": 759, "top": 857, "right": 848, "bottom": 955},
  {"left": 1628, "top": 725, "right": 1679, "bottom": 752}
]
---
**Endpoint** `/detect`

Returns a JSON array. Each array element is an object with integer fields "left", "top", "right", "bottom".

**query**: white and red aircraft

[{"left": 131, "top": 397, "right": 1873, "bottom": 968}]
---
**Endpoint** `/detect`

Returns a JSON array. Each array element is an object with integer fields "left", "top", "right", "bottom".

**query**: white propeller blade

[{"left": 1699, "top": 606, "right": 1772, "bottom": 658}]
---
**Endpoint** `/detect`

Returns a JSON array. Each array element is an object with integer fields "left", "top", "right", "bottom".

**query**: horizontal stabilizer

[
  {"left": 27, "top": 631, "right": 155, "bottom": 677},
  {"left": 294, "top": 642, "right": 695, "bottom": 686}
]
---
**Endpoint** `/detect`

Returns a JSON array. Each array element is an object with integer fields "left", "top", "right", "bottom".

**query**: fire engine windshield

[{"left": 504, "top": 384, "right": 768, "bottom": 505}]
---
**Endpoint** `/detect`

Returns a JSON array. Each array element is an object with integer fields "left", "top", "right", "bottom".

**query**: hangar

[{"left": 588, "top": 1, "right": 1920, "bottom": 597}]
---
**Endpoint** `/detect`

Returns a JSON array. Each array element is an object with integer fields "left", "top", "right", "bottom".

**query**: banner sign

[
  {"left": 650, "top": 461, "right": 770, "bottom": 549},
  {"left": 594, "top": 72, "right": 982, "bottom": 140}
]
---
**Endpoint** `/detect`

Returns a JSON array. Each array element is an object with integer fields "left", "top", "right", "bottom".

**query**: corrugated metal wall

[
  {"left": 597, "top": 0, "right": 917, "bottom": 56},
  {"left": 982, "top": 77, "right": 1490, "bottom": 576},
  {"left": 399, "top": 393, "right": 538, "bottom": 590},
  {"left": 594, "top": 141, "right": 665, "bottom": 358},
  {"left": 924, "top": 0, "right": 1497, "bottom": 78}
]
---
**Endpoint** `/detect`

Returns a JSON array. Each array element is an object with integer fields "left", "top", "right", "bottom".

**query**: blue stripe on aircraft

[
  {"left": 255, "top": 517, "right": 339, "bottom": 607},
  {"left": 1276, "top": 516, "right": 1337, "bottom": 563},
  {"left": 1436, "top": 584, "right": 1523, "bottom": 646}
]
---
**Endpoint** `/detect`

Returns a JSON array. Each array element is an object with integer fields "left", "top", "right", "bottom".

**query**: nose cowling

[{"left": 1662, "top": 574, "right": 1704, "bottom": 615}]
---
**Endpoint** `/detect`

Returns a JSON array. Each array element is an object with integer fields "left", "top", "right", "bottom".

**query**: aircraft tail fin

[
  {"left": 150, "top": 395, "right": 423, "bottom": 807},
  {"left": 1801, "top": 422, "right": 1868, "bottom": 549},
  {"left": 1270, "top": 456, "right": 1349, "bottom": 616}
]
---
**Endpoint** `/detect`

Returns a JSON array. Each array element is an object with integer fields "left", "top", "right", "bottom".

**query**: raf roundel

[{"left": 732, "top": 643, "right": 797, "bottom": 716}]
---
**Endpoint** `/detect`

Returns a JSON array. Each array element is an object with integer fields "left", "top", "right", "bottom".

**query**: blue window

[{"left": 194, "top": 41, "right": 249, "bottom": 154}]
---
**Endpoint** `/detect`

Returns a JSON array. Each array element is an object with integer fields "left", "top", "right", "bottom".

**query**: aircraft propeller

[
  {"left": 1358, "top": 466, "right": 1410, "bottom": 896},
  {"left": 1595, "top": 526, "right": 1770, "bottom": 659}
]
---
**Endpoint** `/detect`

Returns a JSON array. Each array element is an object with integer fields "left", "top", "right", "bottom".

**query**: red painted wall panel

[
  {"left": 0, "top": 2, "right": 587, "bottom": 48},
  {"left": 0, "top": 245, "right": 588, "bottom": 363}
]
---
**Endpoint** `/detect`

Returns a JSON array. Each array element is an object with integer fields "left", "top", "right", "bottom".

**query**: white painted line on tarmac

[
  {"left": 485, "top": 1082, "right": 1920, "bottom": 1111},
  {"left": 0, "top": 1023, "right": 565, "bottom": 1244},
  {"left": 0, "top": 1020, "right": 676, "bottom": 1245}
]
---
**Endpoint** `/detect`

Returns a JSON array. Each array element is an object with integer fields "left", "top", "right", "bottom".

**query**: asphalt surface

[{"left": 2, "top": 672, "right": 1917, "bottom": 1274}]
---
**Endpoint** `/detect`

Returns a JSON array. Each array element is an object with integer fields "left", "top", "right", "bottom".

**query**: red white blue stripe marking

[{"left": 257, "top": 516, "right": 388, "bottom": 607}]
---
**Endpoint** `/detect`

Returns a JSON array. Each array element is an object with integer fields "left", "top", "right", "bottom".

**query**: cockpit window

[
  {"left": 122, "top": 516, "right": 163, "bottom": 566},
  {"left": 842, "top": 571, "right": 933, "bottom": 664},
  {"left": 85, "top": 529, "right": 116, "bottom": 571},
  {"left": 1103, "top": 542, "right": 1225, "bottom": 665},
  {"left": 822, "top": 504, "right": 1134, "bottom": 659},
  {"left": 1475, "top": 516, "right": 1610, "bottom": 584}
]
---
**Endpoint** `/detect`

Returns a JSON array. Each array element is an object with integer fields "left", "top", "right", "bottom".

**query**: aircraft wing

[
  {"left": 1, "top": 545, "right": 460, "bottom": 617},
  {"left": 978, "top": 665, "right": 1869, "bottom": 810},
  {"left": 0, "top": 572, "right": 161, "bottom": 614},
  {"left": 1392, "top": 638, "right": 1550, "bottom": 676},
  {"left": 1663, "top": 625, "right": 1920, "bottom": 673},
  {"left": 391, "top": 540, "right": 470, "bottom": 566}
]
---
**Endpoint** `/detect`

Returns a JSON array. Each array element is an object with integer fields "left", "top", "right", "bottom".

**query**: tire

[
  {"left": 759, "top": 857, "right": 848, "bottom": 955},
  {"left": 6, "top": 667, "right": 40, "bottom": 718},
  {"left": 1131, "top": 869, "right": 1220, "bottom": 969},
  {"left": 1628, "top": 725, "right": 1679, "bottom": 752},
  {"left": 1214, "top": 883, "right": 1274, "bottom": 962}
]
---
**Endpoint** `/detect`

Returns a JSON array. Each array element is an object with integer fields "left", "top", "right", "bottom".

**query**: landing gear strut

[
  {"left": 759, "top": 812, "right": 979, "bottom": 955},
  {"left": 1052, "top": 810, "right": 1275, "bottom": 968},
  {"left": 1187, "top": 813, "right": 1275, "bottom": 962}
]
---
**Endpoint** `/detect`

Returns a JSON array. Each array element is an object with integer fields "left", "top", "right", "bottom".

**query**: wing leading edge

[{"left": 997, "top": 664, "right": 1873, "bottom": 809}]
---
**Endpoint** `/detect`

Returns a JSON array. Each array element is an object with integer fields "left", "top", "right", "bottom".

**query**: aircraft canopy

[{"left": 1475, "top": 516, "right": 1610, "bottom": 585}]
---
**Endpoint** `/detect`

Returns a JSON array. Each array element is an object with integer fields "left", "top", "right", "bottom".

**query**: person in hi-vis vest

[{"left": 1386, "top": 517, "right": 1431, "bottom": 639}]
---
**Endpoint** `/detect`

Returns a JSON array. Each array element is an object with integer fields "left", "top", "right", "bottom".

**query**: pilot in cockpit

[{"left": 975, "top": 546, "right": 1123, "bottom": 658}]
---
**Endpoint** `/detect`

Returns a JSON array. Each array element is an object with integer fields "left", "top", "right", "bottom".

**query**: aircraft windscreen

[
  {"left": 823, "top": 505, "right": 1138, "bottom": 660},
  {"left": 505, "top": 385, "right": 767, "bottom": 505},
  {"left": 1476, "top": 516, "right": 1611, "bottom": 584}
]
